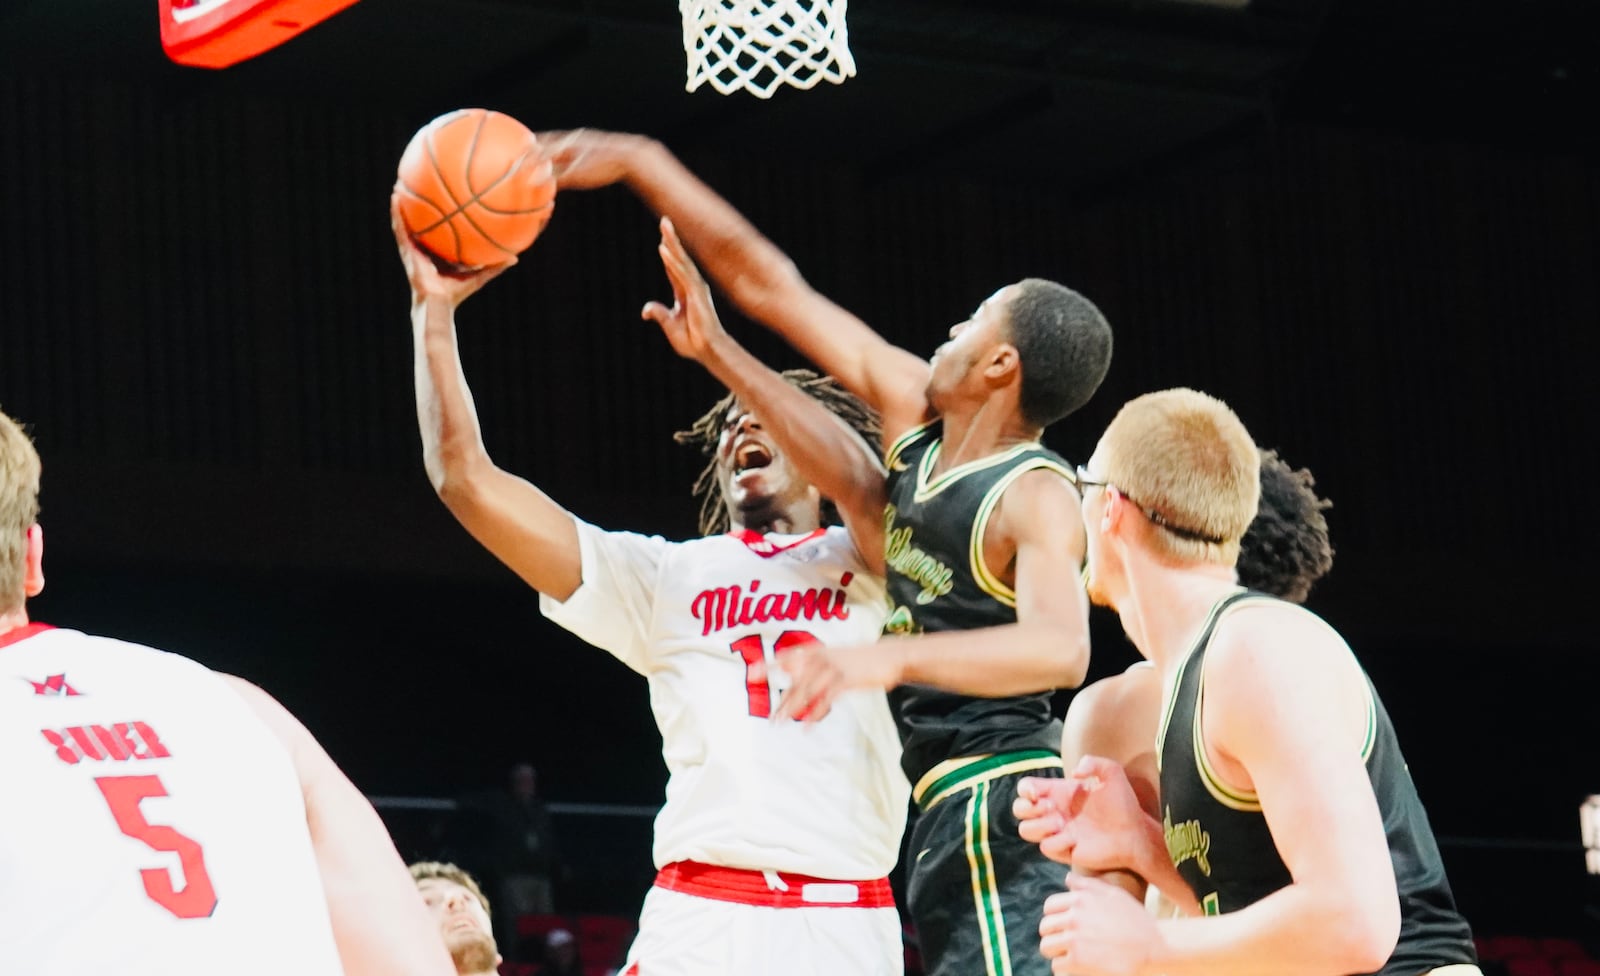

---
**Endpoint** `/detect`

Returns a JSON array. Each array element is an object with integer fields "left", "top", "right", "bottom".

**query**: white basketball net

[{"left": 680, "top": 0, "right": 856, "bottom": 99}]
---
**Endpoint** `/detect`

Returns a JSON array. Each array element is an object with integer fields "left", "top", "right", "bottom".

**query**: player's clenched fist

[{"left": 1039, "top": 873, "right": 1163, "bottom": 976}]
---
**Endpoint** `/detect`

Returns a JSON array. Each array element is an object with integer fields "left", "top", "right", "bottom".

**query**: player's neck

[
  {"left": 935, "top": 401, "right": 1039, "bottom": 470},
  {"left": 0, "top": 607, "right": 29, "bottom": 642},
  {"left": 1117, "top": 562, "right": 1241, "bottom": 670},
  {"left": 732, "top": 505, "right": 821, "bottom": 537}
]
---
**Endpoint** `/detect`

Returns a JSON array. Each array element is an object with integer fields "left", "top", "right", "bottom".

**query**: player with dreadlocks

[
  {"left": 394, "top": 198, "right": 909, "bottom": 976},
  {"left": 673, "top": 368, "right": 880, "bottom": 538}
]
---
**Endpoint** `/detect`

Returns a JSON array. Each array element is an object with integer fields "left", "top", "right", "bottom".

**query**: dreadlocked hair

[{"left": 674, "top": 369, "right": 881, "bottom": 537}]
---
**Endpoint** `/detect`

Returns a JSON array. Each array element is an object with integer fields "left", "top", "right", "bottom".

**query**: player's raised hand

[
  {"left": 1038, "top": 873, "right": 1161, "bottom": 976},
  {"left": 538, "top": 128, "right": 648, "bottom": 191},
  {"left": 642, "top": 217, "right": 729, "bottom": 363},
  {"left": 391, "top": 188, "right": 511, "bottom": 309},
  {"left": 774, "top": 642, "right": 903, "bottom": 724}
]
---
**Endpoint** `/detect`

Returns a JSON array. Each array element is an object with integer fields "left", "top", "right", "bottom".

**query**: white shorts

[{"left": 623, "top": 868, "right": 904, "bottom": 976}]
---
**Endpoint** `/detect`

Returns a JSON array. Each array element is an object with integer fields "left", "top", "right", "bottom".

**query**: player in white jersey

[
  {"left": 0, "top": 408, "right": 454, "bottom": 976},
  {"left": 397, "top": 200, "right": 908, "bottom": 975}
]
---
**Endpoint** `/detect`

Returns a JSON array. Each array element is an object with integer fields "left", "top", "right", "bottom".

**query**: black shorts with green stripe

[{"left": 906, "top": 750, "right": 1067, "bottom": 976}]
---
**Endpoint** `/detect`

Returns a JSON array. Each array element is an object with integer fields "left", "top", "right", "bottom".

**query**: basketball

[{"left": 395, "top": 108, "right": 556, "bottom": 272}]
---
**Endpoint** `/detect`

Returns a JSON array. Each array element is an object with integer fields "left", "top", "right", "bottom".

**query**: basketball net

[{"left": 680, "top": 0, "right": 856, "bottom": 99}]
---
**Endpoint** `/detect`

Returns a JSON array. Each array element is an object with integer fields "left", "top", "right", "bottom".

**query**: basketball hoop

[{"left": 680, "top": 0, "right": 856, "bottom": 99}]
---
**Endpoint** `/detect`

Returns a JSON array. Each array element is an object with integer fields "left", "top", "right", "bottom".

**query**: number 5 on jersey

[
  {"left": 729, "top": 630, "right": 817, "bottom": 718},
  {"left": 96, "top": 774, "right": 219, "bottom": 919}
]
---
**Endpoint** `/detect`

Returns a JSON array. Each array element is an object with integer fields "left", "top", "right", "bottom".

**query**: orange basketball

[{"left": 395, "top": 108, "right": 556, "bottom": 271}]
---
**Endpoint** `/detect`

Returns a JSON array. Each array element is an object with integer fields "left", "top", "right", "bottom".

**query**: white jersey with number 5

[
  {"left": 541, "top": 521, "right": 908, "bottom": 880},
  {"left": 0, "top": 624, "right": 344, "bottom": 976}
]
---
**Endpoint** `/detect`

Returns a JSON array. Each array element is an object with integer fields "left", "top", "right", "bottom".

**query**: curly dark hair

[
  {"left": 1004, "top": 278, "right": 1114, "bottom": 429},
  {"left": 674, "top": 370, "right": 880, "bottom": 537},
  {"left": 1237, "top": 448, "right": 1334, "bottom": 604}
]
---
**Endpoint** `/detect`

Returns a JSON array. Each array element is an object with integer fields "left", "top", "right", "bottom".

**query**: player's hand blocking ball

[{"left": 395, "top": 108, "right": 556, "bottom": 273}]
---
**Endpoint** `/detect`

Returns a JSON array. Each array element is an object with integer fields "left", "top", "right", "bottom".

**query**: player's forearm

[
  {"left": 700, "top": 332, "right": 887, "bottom": 521},
  {"left": 1147, "top": 883, "right": 1397, "bottom": 976},
  {"left": 412, "top": 297, "right": 495, "bottom": 495},
  {"left": 312, "top": 780, "right": 458, "bottom": 976},
  {"left": 621, "top": 141, "right": 927, "bottom": 422},
  {"left": 1128, "top": 815, "right": 1204, "bottom": 917},
  {"left": 892, "top": 621, "right": 1083, "bottom": 696}
]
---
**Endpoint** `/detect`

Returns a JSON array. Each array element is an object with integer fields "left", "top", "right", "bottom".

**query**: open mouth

[{"left": 733, "top": 441, "right": 773, "bottom": 477}]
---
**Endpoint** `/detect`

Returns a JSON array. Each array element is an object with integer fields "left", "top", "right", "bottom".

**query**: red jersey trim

[
  {"left": 728, "top": 528, "right": 828, "bottom": 559},
  {"left": 0, "top": 622, "right": 55, "bottom": 649},
  {"left": 653, "top": 861, "right": 894, "bottom": 909}
]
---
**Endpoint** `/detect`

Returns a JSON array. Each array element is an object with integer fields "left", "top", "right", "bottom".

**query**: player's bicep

[
  {"left": 1005, "top": 472, "right": 1091, "bottom": 683},
  {"left": 440, "top": 464, "right": 584, "bottom": 600},
  {"left": 1207, "top": 631, "right": 1399, "bottom": 925}
]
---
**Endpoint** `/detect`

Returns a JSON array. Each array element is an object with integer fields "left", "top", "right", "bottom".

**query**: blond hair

[
  {"left": 409, "top": 860, "right": 491, "bottom": 914},
  {"left": 0, "top": 408, "right": 41, "bottom": 614},
  {"left": 1098, "top": 388, "right": 1259, "bottom": 566}
]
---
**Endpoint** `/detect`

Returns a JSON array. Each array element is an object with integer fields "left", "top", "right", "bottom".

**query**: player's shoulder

[{"left": 1209, "top": 595, "right": 1355, "bottom": 681}]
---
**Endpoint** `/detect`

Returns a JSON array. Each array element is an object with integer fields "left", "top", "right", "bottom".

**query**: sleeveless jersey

[
  {"left": 882, "top": 421, "right": 1079, "bottom": 785},
  {"left": 540, "top": 522, "right": 907, "bottom": 880},
  {"left": 0, "top": 625, "right": 344, "bottom": 976},
  {"left": 1157, "top": 592, "right": 1477, "bottom": 975}
]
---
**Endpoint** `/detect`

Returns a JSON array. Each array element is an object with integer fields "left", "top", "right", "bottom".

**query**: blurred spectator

[
  {"left": 540, "top": 928, "right": 582, "bottom": 976},
  {"left": 410, "top": 861, "right": 501, "bottom": 976},
  {"left": 454, "top": 762, "right": 563, "bottom": 957}
]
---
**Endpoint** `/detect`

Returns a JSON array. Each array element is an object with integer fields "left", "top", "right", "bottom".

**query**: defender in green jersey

[
  {"left": 544, "top": 130, "right": 1114, "bottom": 976},
  {"left": 1016, "top": 389, "right": 1476, "bottom": 976}
]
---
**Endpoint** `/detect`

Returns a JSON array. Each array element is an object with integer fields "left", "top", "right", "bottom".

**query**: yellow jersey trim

[
  {"left": 885, "top": 422, "right": 935, "bottom": 472},
  {"left": 968, "top": 459, "right": 1078, "bottom": 608},
  {"left": 912, "top": 440, "right": 1044, "bottom": 503}
]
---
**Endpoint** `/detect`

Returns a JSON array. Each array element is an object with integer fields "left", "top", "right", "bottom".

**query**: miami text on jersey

[{"left": 691, "top": 574, "right": 856, "bottom": 636}]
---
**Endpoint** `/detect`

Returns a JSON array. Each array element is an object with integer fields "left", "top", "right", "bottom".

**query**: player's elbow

[
  {"left": 729, "top": 249, "right": 808, "bottom": 317},
  {"left": 428, "top": 451, "right": 496, "bottom": 513},
  {"left": 1324, "top": 891, "right": 1401, "bottom": 974},
  {"left": 1053, "top": 624, "right": 1090, "bottom": 688}
]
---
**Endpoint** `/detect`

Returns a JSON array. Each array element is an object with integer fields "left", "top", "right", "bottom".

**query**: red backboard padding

[{"left": 159, "top": 0, "right": 361, "bottom": 69}]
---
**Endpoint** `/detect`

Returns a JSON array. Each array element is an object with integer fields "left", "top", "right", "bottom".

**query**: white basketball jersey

[
  {"left": 0, "top": 625, "right": 344, "bottom": 976},
  {"left": 542, "top": 522, "right": 908, "bottom": 880}
]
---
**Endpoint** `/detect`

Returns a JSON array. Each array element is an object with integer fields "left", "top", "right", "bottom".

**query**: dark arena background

[{"left": 2, "top": 0, "right": 1597, "bottom": 963}]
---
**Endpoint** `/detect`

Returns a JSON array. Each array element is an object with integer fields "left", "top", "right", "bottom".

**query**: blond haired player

[
  {"left": 0, "top": 407, "right": 453, "bottom": 976},
  {"left": 1045, "top": 448, "right": 1337, "bottom": 913},
  {"left": 1013, "top": 389, "right": 1478, "bottom": 976},
  {"left": 396, "top": 196, "right": 908, "bottom": 976},
  {"left": 412, "top": 861, "right": 501, "bottom": 976}
]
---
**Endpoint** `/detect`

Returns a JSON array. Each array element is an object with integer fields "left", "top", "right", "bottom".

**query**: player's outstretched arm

[
  {"left": 644, "top": 217, "right": 887, "bottom": 570},
  {"left": 225, "top": 676, "right": 455, "bottom": 976},
  {"left": 542, "top": 129, "right": 934, "bottom": 445},
  {"left": 775, "top": 469, "right": 1090, "bottom": 720},
  {"left": 395, "top": 194, "right": 583, "bottom": 600}
]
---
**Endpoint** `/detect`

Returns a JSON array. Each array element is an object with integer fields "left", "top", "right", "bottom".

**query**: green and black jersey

[
  {"left": 1158, "top": 590, "right": 1476, "bottom": 976},
  {"left": 882, "top": 421, "right": 1081, "bottom": 788}
]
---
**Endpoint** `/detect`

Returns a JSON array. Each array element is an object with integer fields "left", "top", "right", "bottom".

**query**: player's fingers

[
  {"left": 641, "top": 301, "right": 673, "bottom": 326},
  {"left": 1039, "top": 831, "right": 1075, "bottom": 865},
  {"left": 1043, "top": 890, "right": 1075, "bottom": 915},
  {"left": 1065, "top": 872, "right": 1110, "bottom": 895},
  {"left": 1017, "top": 811, "right": 1064, "bottom": 844}
]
